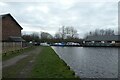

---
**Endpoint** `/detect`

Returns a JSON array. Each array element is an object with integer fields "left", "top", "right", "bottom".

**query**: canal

[{"left": 52, "top": 47, "right": 118, "bottom": 78}]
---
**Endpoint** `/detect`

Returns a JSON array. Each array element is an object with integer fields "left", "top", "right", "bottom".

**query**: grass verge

[{"left": 31, "top": 46, "right": 79, "bottom": 78}]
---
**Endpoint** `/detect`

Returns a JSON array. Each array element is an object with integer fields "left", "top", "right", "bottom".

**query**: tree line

[
  {"left": 22, "top": 27, "right": 115, "bottom": 43},
  {"left": 22, "top": 26, "right": 80, "bottom": 43},
  {"left": 84, "top": 28, "right": 115, "bottom": 38}
]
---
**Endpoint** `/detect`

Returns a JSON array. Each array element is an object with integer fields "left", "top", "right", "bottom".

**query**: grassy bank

[
  {"left": 31, "top": 46, "right": 79, "bottom": 78},
  {"left": 2, "top": 46, "right": 35, "bottom": 61}
]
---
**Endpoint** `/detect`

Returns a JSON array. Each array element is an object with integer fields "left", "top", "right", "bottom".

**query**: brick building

[
  {"left": 1, "top": 13, "right": 23, "bottom": 42},
  {"left": 1, "top": 13, "right": 24, "bottom": 52}
]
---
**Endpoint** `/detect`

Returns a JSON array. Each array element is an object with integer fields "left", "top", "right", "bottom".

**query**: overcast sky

[{"left": 0, "top": 1, "right": 118, "bottom": 38}]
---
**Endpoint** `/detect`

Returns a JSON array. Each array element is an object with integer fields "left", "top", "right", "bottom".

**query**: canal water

[{"left": 52, "top": 47, "right": 118, "bottom": 78}]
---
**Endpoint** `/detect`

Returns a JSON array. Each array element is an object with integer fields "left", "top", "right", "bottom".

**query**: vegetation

[
  {"left": 55, "top": 26, "right": 78, "bottom": 39},
  {"left": 22, "top": 32, "right": 40, "bottom": 42},
  {"left": 22, "top": 27, "right": 116, "bottom": 43},
  {"left": 41, "top": 32, "right": 53, "bottom": 39},
  {"left": 31, "top": 46, "right": 79, "bottom": 78},
  {"left": 84, "top": 28, "right": 115, "bottom": 38},
  {"left": 22, "top": 26, "right": 80, "bottom": 43}
]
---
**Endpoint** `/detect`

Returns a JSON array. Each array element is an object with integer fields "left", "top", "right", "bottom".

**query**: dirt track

[{"left": 2, "top": 47, "right": 41, "bottom": 78}]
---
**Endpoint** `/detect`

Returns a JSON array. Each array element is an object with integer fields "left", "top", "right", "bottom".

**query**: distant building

[
  {"left": 1, "top": 13, "right": 24, "bottom": 52},
  {"left": 84, "top": 35, "right": 120, "bottom": 46}
]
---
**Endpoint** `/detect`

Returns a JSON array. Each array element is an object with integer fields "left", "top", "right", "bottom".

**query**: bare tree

[
  {"left": 54, "top": 32, "right": 61, "bottom": 39},
  {"left": 100, "top": 29, "right": 104, "bottom": 36},
  {"left": 84, "top": 28, "right": 115, "bottom": 38},
  {"left": 70, "top": 27, "right": 77, "bottom": 38},
  {"left": 55, "top": 26, "right": 78, "bottom": 39},
  {"left": 61, "top": 26, "right": 65, "bottom": 39},
  {"left": 22, "top": 32, "right": 40, "bottom": 42},
  {"left": 31, "top": 32, "right": 40, "bottom": 41},
  {"left": 41, "top": 32, "right": 53, "bottom": 39}
]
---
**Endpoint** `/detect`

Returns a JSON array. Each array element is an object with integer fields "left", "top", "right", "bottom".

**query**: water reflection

[{"left": 52, "top": 47, "right": 118, "bottom": 78}]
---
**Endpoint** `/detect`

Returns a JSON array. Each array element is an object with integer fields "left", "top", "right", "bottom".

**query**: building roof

[
  {"left": 9, "top": 36, "right": 25, "bottom": 42},
  {"left": 85, "top": 35, "right": 120, "bottom": 41},
  {"left": 1, "top": 13, "right": 23, "bottom": 30}
]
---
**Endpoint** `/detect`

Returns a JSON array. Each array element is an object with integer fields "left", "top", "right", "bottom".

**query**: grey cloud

[{"left": 0, "top": 2, "right": 118, "bottom": 38}]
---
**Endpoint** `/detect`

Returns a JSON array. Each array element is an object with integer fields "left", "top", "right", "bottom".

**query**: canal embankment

[{"left": 31, "top": 46, "right": 79, "bottom": 78}]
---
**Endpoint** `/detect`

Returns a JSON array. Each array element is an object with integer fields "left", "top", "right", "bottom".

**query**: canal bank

[
  {"left": 3, "top": 46, "right": 79, "bottom": 79},
  {"left": 31, "top": 46, "right": 79, "bottom": 78}
]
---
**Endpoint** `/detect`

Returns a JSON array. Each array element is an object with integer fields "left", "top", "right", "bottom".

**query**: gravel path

[
  {"left": 3, "top": 55, "right": 28, "bottom": 68},
  {"left": 17, "top": 47, "right": 41, "bottom": 78},
  {"left": 2, "top": 47, "right": 42, "bottom": 78}
]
